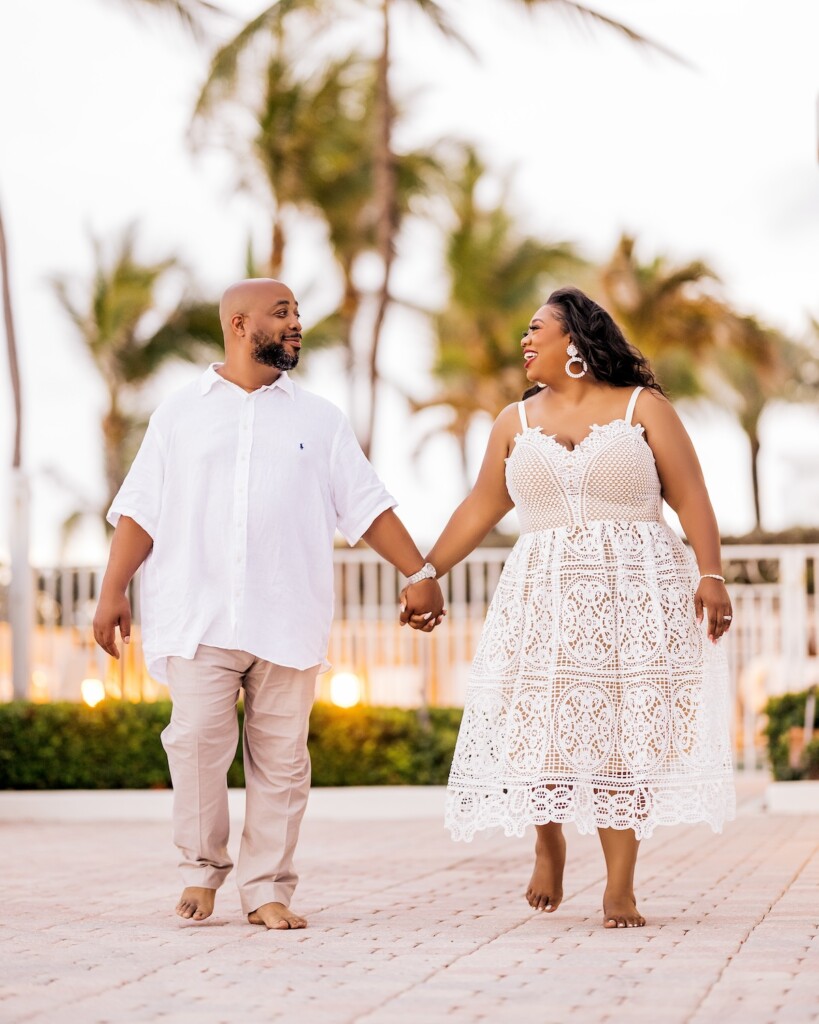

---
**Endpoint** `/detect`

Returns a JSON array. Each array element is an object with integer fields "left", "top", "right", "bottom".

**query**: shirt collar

[{"left": 200, "top": 364, "right": 296, "bottom": 399}]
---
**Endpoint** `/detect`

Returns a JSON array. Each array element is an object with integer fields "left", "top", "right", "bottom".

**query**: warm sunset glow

[
  {"left": 330, "top": 672, "right": 362, "bottom": 708},
  {"left": 81, "top": 678, "right": 106, "bottom": 708}
]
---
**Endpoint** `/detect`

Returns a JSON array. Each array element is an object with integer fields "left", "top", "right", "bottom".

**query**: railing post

[{"left": 780, "top": 548, "right": 808, "bottom": 700}]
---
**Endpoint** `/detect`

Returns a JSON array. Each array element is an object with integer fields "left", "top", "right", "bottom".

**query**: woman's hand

[
  {"left": 694, "top": 577, "right": 733, "bottom": 643},
  {"left": 399, "top": 580, "right": 447, "bottom": 633}
]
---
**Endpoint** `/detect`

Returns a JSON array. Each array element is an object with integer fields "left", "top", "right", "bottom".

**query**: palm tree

[
  {"left": 52, "top": 227, "right": 223, "bottom": 525},
  {"left": 287, "top": 58, "right": 443, "bottom": 444},
  {"left": 367, "top": 0, "right": 680, "bottom": 460},
  {"left": 412, "top": 147, "right": 583, "bottom": 489},
  {"left": 715, "top": 316, "right": 819, "bottom": 529},
  {"left": 196, "top": 42, "right": 442, "bottom": 449},
  {"left": 191, "top": 0, "right": 679, "bottom": 452},
  {"left": 596, "top": 234, "right": 731, "bottom": 399},
  {"left": 1, "top": 199, "right": 33, "bottom": 699},
  {"left": 596, "top": 234, "right": 811, "bottom": 529}
]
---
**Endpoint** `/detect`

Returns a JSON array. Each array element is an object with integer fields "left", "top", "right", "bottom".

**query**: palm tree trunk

[
  {"left": 340, "top": 268, "right": 360, "bottom": 427},
  {"left": 364, "top": 0, "right": 397, "bottom": 458},
  {"left": 102, "top": 399, "right": 130, "bottom": 525},
  {"left": 0, "top": 199, "right": 32, "bottom": 699},
  {"left": 0, "top": 203, "right": 21, "bottom": 470},
  {"left": 749, "top": 431, "right": 762, "bottom": 531},
  {"left": 269, "top": 218, "right": 285, "bottom": 278}
]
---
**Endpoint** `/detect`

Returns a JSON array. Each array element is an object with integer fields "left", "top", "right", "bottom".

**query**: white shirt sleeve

[
  {"left": 106, "top": 418, "right": 166, "bottom": 539},
  {"left": 330, "top": 416, "right": 397, "bottom": 545}
]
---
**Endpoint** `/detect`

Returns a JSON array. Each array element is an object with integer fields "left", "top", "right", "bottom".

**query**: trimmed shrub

[
  {"left": 0, "top": 700, "right": 462, "bottom": 789},
  {"left": 763, "top": 689, "right": 819, "bottom": 781}
]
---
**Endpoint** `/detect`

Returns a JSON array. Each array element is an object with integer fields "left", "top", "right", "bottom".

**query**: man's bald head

[
  {"left": 218, "top": 278, "right": 302, "bottom": 375},
  {"left": 219, "top": 278, "right": 297, "bottom": 337}
]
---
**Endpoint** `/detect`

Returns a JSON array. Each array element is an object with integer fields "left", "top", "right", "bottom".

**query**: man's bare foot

[
  {"left": 526, "top": 828, "right": 566, "bottom": 912},
  {"left": 603, "top": 891, "right": 645, "bottom": 928},
  {"left": 248, "top": 901, "right": 307, "bottom": 930},
  {"left": 175, "top": 887, "right": 216, "bottom": 921}
]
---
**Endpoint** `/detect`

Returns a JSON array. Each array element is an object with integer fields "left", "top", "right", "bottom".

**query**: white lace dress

[{"left": 445, "top": 386, "right": 735, "bottom": 842}]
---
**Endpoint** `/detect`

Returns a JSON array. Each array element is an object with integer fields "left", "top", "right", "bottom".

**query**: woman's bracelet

[{"left": 699, "top": 573, "right": 726, "bottom": 583}]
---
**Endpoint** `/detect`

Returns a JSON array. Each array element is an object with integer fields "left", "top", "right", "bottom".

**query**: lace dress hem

[{"left": 445, "top": 777, "right": 736, "bottom": 842}]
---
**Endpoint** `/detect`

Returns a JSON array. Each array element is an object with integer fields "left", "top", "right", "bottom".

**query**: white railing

[{"left": 2, "top": 544, "right": 818, "bottom": 770}]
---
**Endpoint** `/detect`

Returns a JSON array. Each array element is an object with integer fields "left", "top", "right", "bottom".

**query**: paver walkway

[{"left": 1, "top": 776, "right": 817, "bottom": 1024}]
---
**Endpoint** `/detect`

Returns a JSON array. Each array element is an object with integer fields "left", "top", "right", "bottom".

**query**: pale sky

[{"left": 1, "top": 0, "right": 818, "bottom": 563}]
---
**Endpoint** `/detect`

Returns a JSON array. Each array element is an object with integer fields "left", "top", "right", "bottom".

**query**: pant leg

[
  {"left": 236, "top": 659, "right": 319, "bottom": 915},
  {"left": 162, "top": 645, "right": 249, "bottom": 890}
]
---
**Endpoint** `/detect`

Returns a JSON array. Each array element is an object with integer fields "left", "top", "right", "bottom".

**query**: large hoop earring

[{"left": 565, "top": 343, "right": 588, "bottom": 379}]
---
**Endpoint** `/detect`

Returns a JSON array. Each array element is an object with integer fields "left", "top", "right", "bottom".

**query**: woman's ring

[{"left": 723, "top": 614, "right": 732, "bottom": 621}]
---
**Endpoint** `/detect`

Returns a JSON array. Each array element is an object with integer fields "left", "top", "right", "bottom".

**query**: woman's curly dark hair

[{"left": 522, "top": 286, "right": 665, "bottom": 399}]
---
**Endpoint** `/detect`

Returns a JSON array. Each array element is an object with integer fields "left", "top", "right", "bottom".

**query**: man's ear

[{"left": 231, "top": 313, "right": 246, "bottom": 337}]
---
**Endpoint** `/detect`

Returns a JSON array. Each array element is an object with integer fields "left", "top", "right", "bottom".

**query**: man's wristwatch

[{"left": 405, "top": 562, "right": 437, "bottom": 585}]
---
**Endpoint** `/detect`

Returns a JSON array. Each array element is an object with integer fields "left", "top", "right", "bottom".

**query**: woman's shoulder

[{"left": 632, "top": 385, "right": 672, "bottom": 418}]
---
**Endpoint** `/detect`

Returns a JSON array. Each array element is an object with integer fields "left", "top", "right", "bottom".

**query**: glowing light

[
  {"left": 330, "top": 672, "right": 362, "bottom": 708},
  {"left": 30, "top": 669, "right": 51, "bottom": 703},
  {"left": 81, "top": 678, "right": 106, "bottom": 708}
]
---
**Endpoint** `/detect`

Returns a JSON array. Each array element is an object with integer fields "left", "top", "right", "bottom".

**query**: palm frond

[
  {"left": 302, "top": 311, "right": 346, "bottom": 353},
  {"left": 122, "top": 0, "right": 225, "bottom": 41},
  {"left": 120, "top": 300, "right": 223, "bottom": 381},
  {"left": 192, "top": 0, "right": 325, "bottom": 121},
  {"left": 408, "top": 0, "right": 477, "bottom": 57},
  {"left": 518, "top": 0, "right": 691, "bottom": 66}
]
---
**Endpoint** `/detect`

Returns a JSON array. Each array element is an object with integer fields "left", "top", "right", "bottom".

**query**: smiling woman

[
  {"left": 409, "top": 284, "right": 735, "bottom": 931},
  {"left": 521, "top": 287, "right": 663, "bottom": 405}
]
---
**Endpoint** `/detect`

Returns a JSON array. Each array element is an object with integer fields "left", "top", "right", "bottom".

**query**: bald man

[{"left": 94, "top": 279, "right": 444, "bottom": 930}]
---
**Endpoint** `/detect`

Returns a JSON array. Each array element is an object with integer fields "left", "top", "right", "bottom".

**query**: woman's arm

[
  {"left": 427, "top": 406, "right": 518, "bottom": 574},
  {"left": 638, "top": 390, "right": 733, "bottom": 642},
  {"left": 399, "top": 406, "right": 517, "bottom": 629}
]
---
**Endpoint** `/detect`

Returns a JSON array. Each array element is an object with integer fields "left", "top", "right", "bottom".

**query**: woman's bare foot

[
  {"left": 175, "top": 887, "right": 216, "bottom": 921},
  {"left": 602, "top": 890, "right": 645, "bottom": 928},
  {"left": 526, "top": 825, "right": 566, "bottom": 912},
  {"left": 248, "top": 901, "right": 307, "bottom": 930}
]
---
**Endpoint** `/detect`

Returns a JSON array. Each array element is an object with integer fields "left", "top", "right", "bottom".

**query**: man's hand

[
  {"left": 399, "top": 579, "right": 446, "bottom": 633},
  {"left": 93, "top": 590, "right": 132, "bottom": 659}
]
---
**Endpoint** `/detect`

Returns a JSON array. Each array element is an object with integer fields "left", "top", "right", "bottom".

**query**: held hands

[
  {"left": 92, "top": 590, "right": 132, "bottom": 659},
  {"left": 399, "top": 578, "right": 446, "bottom": 633},
  {"left": 694, "top": 577, "right": 733, "bottom": 643}
]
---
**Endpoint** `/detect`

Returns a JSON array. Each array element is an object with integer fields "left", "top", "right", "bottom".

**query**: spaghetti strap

[
  {"left": 625, "top": 386, "right": 644, "bottom": 425},
  {"left": 517, "top": 401, "right": 529, "bottom": 432}
]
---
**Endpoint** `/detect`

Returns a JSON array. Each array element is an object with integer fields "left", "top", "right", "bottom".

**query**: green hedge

[
  {"left": 0, "top": 701, "right": 462, "bottom": 789},
  {"left": 763, "top": 689, "right": 819, "bottom": 781}
]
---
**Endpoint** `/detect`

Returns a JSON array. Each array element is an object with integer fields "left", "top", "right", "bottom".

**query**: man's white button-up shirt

[{"left": 107, "top": 365, "right": 396, "bottom": 682}]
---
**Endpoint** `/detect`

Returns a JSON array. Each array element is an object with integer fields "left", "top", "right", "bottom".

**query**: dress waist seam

[{"left": 520, "top": 517, "right": 664, "bottom": 535}]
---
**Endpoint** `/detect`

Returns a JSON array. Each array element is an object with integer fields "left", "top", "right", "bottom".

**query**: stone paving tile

[{"left": 1, "top": 780, "right": 818, "bottom": 1023}]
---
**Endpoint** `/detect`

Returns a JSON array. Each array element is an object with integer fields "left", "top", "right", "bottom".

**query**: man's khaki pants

[{"left": 162, "top": 645, "right": 319, "bottom": 915}]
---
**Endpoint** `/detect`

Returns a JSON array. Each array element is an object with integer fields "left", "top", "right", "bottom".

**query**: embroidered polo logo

[{"left": 299, "top": 443, "right": 304, "bottom": 449}]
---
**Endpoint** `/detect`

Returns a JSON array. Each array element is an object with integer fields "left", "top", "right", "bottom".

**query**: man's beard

[{"left": 251, "top": 330, "right": 300, "bottom": 370}]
